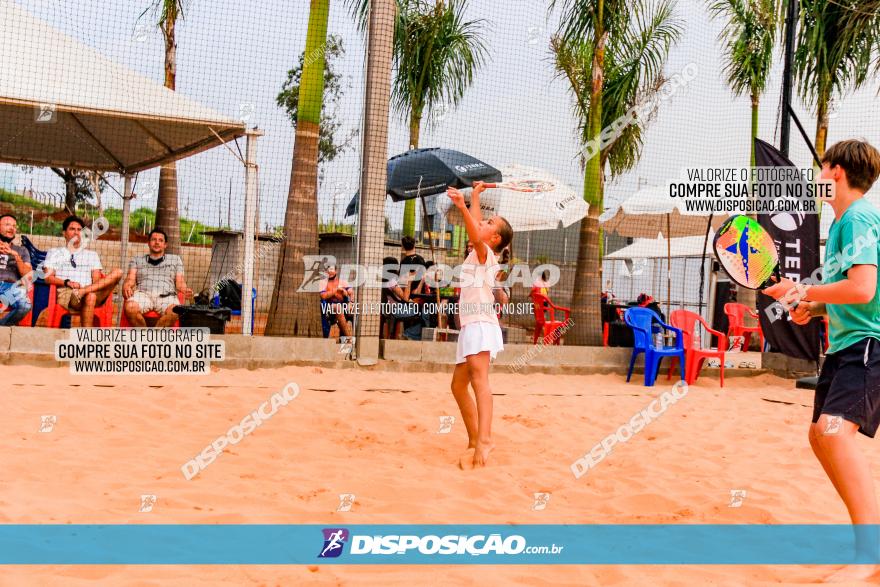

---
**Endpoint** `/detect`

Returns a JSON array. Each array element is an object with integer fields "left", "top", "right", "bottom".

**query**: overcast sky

[{"left": 6, "top": 0, "right": 880, "bottom": 237}]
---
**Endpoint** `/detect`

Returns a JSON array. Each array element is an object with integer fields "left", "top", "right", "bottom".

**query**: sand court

[{"left": 0, "top": 364, "right": 875, "bottom": 584}]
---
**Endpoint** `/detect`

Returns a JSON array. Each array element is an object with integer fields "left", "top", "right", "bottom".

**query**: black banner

[{"left": 754, "top": 138, "right": 821, "bottom": 361}]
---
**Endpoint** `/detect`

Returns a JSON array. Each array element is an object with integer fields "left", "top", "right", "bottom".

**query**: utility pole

[{"left": 779, "top": 0, "right": 799, "bottom": 157}]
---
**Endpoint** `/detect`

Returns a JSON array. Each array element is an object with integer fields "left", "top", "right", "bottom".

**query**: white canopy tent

[
  {"left": 0, "top": 1, "right": 261, "bottom": 333},
  {"left": 603, "top": 234, "right": 718, "bottom": 325},
  {"left": 601, "top": 185, "right": 727, "bottom": 315}
]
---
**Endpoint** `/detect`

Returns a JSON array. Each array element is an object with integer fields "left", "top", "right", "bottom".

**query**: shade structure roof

[
  {"left": 0, "top": 0, "right": 246, "bottom": 173},
  {"left": 600, "top": 185, "right": 728, "bottom": 239},
  {"left": 604, "top": 234, "right": 715, "bottom": 260}
]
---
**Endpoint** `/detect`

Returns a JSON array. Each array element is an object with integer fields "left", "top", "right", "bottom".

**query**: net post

[
  {"left": 355, "top": 0, "right": 396, "bottom": 365},
  {"left": 241, "top": 129, "right": 263, "bottom": 336}
]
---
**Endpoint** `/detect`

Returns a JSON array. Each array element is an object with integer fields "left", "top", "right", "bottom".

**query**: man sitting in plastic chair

[
  {"left": 0, "top": 213, "right": 32, "bottom": 326},
  {"left": 122, "top": 229, "right": 192, "bottom": 327},
  {"left": 41, "top": 215, "right": 122, "bottom": 328}
]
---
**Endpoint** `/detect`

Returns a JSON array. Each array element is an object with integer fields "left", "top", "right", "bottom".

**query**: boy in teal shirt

[{"left": 765, "top": 139, "right": 880, "bottom": 582}]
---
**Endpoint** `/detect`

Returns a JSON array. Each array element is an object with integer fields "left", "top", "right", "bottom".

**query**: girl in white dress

[{"left": 446, "top": 181, "right": 513, "bottom": 468}]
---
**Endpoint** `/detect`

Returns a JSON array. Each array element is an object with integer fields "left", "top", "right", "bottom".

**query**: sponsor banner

[
  {"left": 0, "top": 525, "right": 877, "bottom": 564},
  {"left": 754, "top": 138, "right": 822, "bottom": 361}
]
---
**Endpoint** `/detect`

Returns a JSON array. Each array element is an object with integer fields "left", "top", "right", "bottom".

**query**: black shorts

[{"left": 813, "top": 338, "right": 880, "bottom": 437}]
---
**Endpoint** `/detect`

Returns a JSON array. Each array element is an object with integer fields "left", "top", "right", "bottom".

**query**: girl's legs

[
  {"left": 466, "top": 351, "right": 493, "bottom": 467},
  {"left": 451, "top": 362, "right": 478, "bottom": 449}
]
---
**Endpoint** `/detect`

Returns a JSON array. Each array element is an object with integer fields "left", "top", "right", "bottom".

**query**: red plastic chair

[
  {"left": 724, "top": 302, "right": 764, "bottom": 351},
  {"left": 530, "top": 291, "right": 570, "bottom": 345},
  {"left": 46, "top": 279, "right": 114, "bottom": 328},
  {"left": 668, "top": 309, "right": 728, "bottom": 386},
  {"left": 120, "top": 292, "right": 184, "bottom": 328}
]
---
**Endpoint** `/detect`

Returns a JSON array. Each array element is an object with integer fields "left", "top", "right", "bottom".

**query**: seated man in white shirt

[{"left": 41, "top": 215, "right": 122, "bottom": 328}]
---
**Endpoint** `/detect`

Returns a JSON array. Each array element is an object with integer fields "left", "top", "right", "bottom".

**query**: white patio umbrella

[
  {"left": 600, "top": 185, "right": 728, "bottom": 314},
  {"left": 436, "top": 165, "right": 588, "bottom": 258}
]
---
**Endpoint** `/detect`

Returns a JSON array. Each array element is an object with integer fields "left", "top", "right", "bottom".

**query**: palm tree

[
  {"left": 794, "top": 0, "right": 880, "bottom": 157},
  {"left": 265, "top": 0, "right": 330, "bottom": 336},
  {"left": 551, "top": 0, "right": 682, "bottom": 345},
  {"left": 708, "top": 0, "right": 777, "bottom": 318},
  {"left": 350, "top": 0, "right": 488, "bottom": 237},
  {"left": 142, "top": 0, "right": 186, "bottom": 255},
  {"left": 708, "top": 0, "right": 777, "bottom": 167}
]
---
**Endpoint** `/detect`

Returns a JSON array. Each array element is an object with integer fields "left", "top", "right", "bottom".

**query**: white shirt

[{"left": 44, "top": 247, "right": 103, "bottom": 286}]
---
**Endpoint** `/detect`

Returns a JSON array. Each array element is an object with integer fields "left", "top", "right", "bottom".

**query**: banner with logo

[
  {"left": 754, "top": 139, "right": 822, "bottom": 361},
  {"left": 0, "top": 524, "right": 878, "bottom": 564}
]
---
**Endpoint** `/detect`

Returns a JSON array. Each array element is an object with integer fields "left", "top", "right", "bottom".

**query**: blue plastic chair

[
  {"left": 624, "top": 307, "right": 686, "bottom": 387},
  {"left": 213, "top": 287, "right": 256, "bottom": 333}
]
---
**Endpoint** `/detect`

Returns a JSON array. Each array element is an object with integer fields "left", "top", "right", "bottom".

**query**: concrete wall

[{"left": 0, "top": 326, "right": 814, "bottom": 380}]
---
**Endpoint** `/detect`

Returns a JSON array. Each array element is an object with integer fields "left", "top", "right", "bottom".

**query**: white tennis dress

[{"left": 456, "top": 246, "right": 504, "bottom": 364}]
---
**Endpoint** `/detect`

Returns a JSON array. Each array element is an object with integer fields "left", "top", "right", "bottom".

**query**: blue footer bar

[{"left": 0, "top": 525, "right": 877, "bottom": 564}]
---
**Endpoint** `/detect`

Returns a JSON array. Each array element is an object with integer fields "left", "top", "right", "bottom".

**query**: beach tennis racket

[
  {"left": 482, "top": 180, "right": 555, "bottom": 193},
  {"left": 713, "top": 215, "right": 781, "bottom": 290}
]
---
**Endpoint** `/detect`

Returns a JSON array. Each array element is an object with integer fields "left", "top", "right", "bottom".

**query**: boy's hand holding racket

[{"left": 762, "top": 276, "right": 798, "bottom": 301}]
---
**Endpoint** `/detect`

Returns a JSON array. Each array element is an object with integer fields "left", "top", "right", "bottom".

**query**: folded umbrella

[{"left": 344, "top": 148, "right": 502, "bottom": 217}]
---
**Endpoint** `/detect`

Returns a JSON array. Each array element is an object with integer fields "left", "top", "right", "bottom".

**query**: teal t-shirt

[{"left": 823, "top": 198, "right": 880, "bottom": 354}]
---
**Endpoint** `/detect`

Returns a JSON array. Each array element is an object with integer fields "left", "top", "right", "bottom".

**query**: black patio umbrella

[{"left": 344, "top": 147, "right": 502, "bottom": 217}]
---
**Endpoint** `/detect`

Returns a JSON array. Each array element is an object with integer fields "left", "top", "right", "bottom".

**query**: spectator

[
  {"left": 42, "top": 215, "right": 122, "bottom": 328},
  {"left": 533, "top": 269, "right": 551, "bottom": 297},
  {"left": 122, "top": 229, "right": 192, "bottom": 327},
  {"left": 636, "top": 293, "right": 665, "bottom": 322},
  {"left": 319, "top": 264, "right": 353, "bottom": 338},
  {"left": 381, "top": 255, "right": 426, "bottom": 340},
  {"left": 442, "top": 240, "right": 476, "bottom": 330},
  {"left": 0, "top": 214, "right": 32, "bottom": 326},
  {"left": 400, "top": 235, "right": 426, "bottom": 291},
  {"left": 493, "top": 245, "right": 512, "bottom": 316}
]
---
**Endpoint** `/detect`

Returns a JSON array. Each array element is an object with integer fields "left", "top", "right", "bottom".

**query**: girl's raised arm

[{"left": 447, "top": 186, "right": 488, "bottom": 264}]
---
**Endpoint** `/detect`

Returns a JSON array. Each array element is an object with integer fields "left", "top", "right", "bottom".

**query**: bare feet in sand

[
  {"left": 459, "top": 448, "right": 476, "bottom": 470},
  {"left": 825, "top": 564, "right": 880, "bottom": 583},
  {"left": 472, "top": 441, "right": 494, "bottom": 468}
]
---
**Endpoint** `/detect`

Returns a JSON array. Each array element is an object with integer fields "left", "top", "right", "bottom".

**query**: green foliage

[
  {"left": 1, "top": 192, "right": 216, "bottom": 244},
  {"left": 277, "top": 34, "right": 357, "bottom": 167},
  {"left": 346, "top": 0, "right": 488, "bottom": 129},
  {"left": 0, "top": 188, "right": 55, "bottom": 212},
  {"left": 793, "top": 0, "right": 880, "bottom": 111},
  {"left": 708, "top": 0, "right": 777, "bottom": 100},
  {"left": 318, "top": 222, "right": 356, "bottom": 235},
  {"left": 552, "top": 0, "right": 683, "bottom": 178},
  {"left": 390, "top": 0, "right": 489, "bottom": 126},
  {"left": 140, "top": 0, "right": 187, "bottom": 30}
]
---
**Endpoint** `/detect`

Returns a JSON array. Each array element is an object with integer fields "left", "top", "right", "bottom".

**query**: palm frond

[
  {"left": 552, "top": 0, "right": 681, "bottom": 178},
  {"left": 140, "top": 0, "right": 187, "bottom": 26},
  {"left": 708, "top": 0, "right": 777, "bottom": 99},
  {"left": 390, "top": 0, "right": 488, "bottom": 123},
  {"left": 794, "top": 0, "right": 880, "bottom": 108}
]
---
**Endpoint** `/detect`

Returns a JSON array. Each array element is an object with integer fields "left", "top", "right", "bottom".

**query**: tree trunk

[
  {"left": 155, "top": 10, "right": 181, "bottom": 254},
  {"left": 738, "top": 96, "right": 759, "bottom": 319},
  {"left": 568, "top": 18, "right": 607, "bottom": 347},
  {"left": 815, "top": 99, "right": 829, "bottom": 158},
  {"left": 64, "top": 173, "right": 77, "bottom": 214},
  {"left": 402, "top": 112, "right": 421, "bottom": 238},
  {"left": 265, "top": 0, "right": 329, "bottom": 337},
  {"left": 156, "top": 163, "right": 181, "bottom": 253}
]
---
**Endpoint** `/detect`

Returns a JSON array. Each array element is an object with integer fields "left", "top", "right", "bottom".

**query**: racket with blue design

[{"left": 713, "top": 215, "right": 781, "bottom": 289}]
